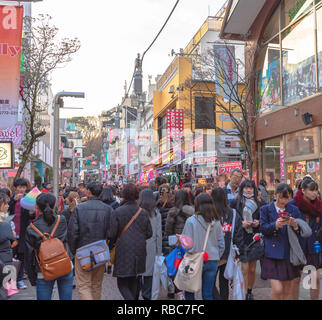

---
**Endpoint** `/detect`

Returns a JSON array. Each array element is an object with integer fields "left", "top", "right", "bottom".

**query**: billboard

[
  {"left": 0, "top": 141, "right": 14, "bottom": 169},
  {"left": 166, "top": 109, "right": 184, "bottom": 142},
  {"left": 0, "top": 5, "right": 24, "bottom": 129}
]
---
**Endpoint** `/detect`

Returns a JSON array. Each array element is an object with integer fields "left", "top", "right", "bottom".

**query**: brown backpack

[{"left": 29, "top": 214, "right": 72, "bottom": 281}]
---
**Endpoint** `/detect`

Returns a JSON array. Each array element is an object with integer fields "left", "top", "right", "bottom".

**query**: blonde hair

[{"left": 66, "top": 191, "right": 79, "bottom": 212}]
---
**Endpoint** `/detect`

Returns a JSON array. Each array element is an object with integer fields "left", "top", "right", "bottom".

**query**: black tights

[{"left": 117, "top": 277, "right": 139, "bottom": 300}]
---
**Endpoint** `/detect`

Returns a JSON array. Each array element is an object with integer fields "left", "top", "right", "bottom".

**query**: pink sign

[
  {"left": 194, "top": 156, "right": 218, "bottom": 165},
  {"left": 218, "top": 161, "right": 242, "bottom": 175},
  {"left": 280, "top": 148, "right": 285, "bottom": 179},
  {"left": 0, "top": 124, "right": 22, "bottom": 145}
]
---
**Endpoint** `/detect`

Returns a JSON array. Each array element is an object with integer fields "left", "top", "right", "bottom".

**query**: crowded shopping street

[{"left": 1, "top": 0, "right": 322, "bottom": 308}]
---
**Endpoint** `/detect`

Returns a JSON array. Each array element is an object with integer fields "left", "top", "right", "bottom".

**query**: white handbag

[
  {"left": 224, "top": 209, "right": 239, "bottom": 280},
  {"left": 174, "top": 223, "right": 211, "bottom": 293}
]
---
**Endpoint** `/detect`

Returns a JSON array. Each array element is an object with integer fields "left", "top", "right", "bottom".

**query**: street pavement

[{"left": 8, "top": 262, "right": 322, "bottom": 300}]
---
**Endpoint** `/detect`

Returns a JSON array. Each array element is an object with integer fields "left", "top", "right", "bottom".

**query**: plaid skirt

[{"left": 261, "top": 256, "right": 301, "bottom": 281}]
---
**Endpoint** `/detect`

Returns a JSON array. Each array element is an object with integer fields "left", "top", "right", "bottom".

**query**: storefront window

[
  {"left": 317, "top": 5, "right": 322, "bottom": 91},
  {"left": 285, "top": 128, "right": 319, "bottom": 157},
  {"left": 263, "top": 137, "right": 281, "bottom": 191},
  {"left": 281, "top": 0, "right": 314, "bottom": 28},
  {"left": 286, "top": 159, "right": 320, "bottom": 189},
  {"left": 262, "top": 4, "right": 280, "bottom": 43},
  {"left": 282, "top": 11, "right": 316, "bottom": 105},
  {"left": 256, "top": 37, "right": 282, "bottom": 112}
]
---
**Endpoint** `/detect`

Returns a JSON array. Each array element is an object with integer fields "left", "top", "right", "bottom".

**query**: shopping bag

[
  {"left": 151, "top": 256, "right": 168, "bottom": 300},
  {"left": 232, "top": 261, "right": 245, "bottom": 300},
  {"left": 165, "top": 245, "right": 187, "bottom": 277}
]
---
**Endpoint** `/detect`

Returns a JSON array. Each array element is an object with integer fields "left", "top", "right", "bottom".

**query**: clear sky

[{"left": 33, "top": 0, "right": 227, "bottom": 118}]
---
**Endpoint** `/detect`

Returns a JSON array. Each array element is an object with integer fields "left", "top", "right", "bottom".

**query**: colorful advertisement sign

[
  {"left": 218, "top": 161, "right": 242, "bottom": 175},
  {"left": 0, "top": 141, "right": 14, "bottom": 169},
  {"left": 194, "top": 155, "right": 218, "bottom": 165},
  {"left": 0, "top": 124, "right": 22, "bottom": 145},
  {"left": 214, "top": 45, "right": 237, "bottom": 101},
  {"left": 0, "top": 5, "right": 24, "bottom": 129},
  {"left": 166, "top": 109, "right": 184, "bottom": 142},
  {"left": 280, "top": 148, "right": 285, "bottom": 179}
]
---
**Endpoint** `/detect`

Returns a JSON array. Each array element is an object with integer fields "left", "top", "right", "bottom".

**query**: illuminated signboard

[{"left": 0, "top": 141, "right": 14, "bottom": 169}]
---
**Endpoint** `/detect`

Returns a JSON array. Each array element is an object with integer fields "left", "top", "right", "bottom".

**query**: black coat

[
  {"left": 24, "top": 214, "right": 71, "bottom": 286},
  {"left": 61, "top": 209, "right": 72, "bottom": 227},
  {"left": 156, "top": 203, "right": 172, "bottom": 255},
  {"left": 68, "top": 197, "right": 114, "bottom": 256},
  {"left": 0, "top": 221, "right": 15, "bottom": 264},
  {"left": 110, "top": 200, "right": 152, "bottom": 277},
  {"left": 9, "top": 193, "right": 36, "bottom": 257}
]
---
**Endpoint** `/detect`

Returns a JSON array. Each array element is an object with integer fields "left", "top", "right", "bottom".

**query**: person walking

[
  {"left": 8, "top": 178, "right": 36, "bottom": 290},
  {"left": 110, "top": 183, "right": 152, "bottom": 300},
  {"left": 260, "top": 183, "right": 306, "bottom": 300},
  {"left": 24, "top": 193, "right": 73, "bottom": 300},
  {"left": 230, "top": 179, "right": 261, "bottom": 300},
  {"left": 68, "top": 182, "right": 114, "bottom": 300},
  {"left": 211, "top": 187, "right": 244, "bottom": 300},
  {"left": 156, "top": 184, "right": 174, "bottom": 256},
  {"left": 291, "top": 177, "right": 322, "bottom": 300},
  {"left": 181, "top": 193, "right": 225, "bottom": 300},
  {"left": 100, "top": 186, "right": 120, "bottom": 210},
  {"left": 165, "top": 189, "right": 195, "bottom": 240},
  {"left": 258, "top": 179, "right": 270, "bottom": 204},
  {"left": 223, "top": 169, "right": 243, "bottom": 205},
  {"left": 138, "top": 189, "right": 162, "bottom": 300},
  {"left": 61, "top": 191, "right": 79, "bottom": 227}
]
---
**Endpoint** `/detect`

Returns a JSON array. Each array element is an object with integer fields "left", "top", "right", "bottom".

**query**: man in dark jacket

[
  {"left": 9, "top": 178, "right": 36, "bottom": 290},
  {"left": 68, "top": 182, "right": 113, "bottom": 300}
]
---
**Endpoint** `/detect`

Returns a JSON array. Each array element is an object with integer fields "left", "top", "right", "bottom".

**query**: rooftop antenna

[{"left": 208, "top": 5, "right": 210, "bottom": 16}]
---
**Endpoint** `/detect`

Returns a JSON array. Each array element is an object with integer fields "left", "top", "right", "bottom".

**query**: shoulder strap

[
  {"left": 231, "top": 209, "right": 236, "bottom": 246},
  {"left": 115, "top": 207, "right": 142, "bottom": 246},
  {"left": 50, "top": 214, "right": 61, "bottom": 238},
  {"left": 29, "top": 223, "right": 47, "bottom": 242},
  {"left": 202, "top": 223, "right": 212, "bottom": 252}
]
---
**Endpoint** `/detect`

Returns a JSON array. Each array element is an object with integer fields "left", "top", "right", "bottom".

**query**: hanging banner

[
  {"left": 166, "top": 109, "right": 184, "bottom": 142},
  {"left": 280, "top": 148, "right": 285, "bottom": 179},
  {"left": 218, "top": 161, "right": 242, "bottom": 175},
  {"left": 0, "top": 124, "right": 23, "bottom": 145},
  {"left": 214, "top": 45, "right": 237, "bottom": 101},
  {"left": 0, "top": 5, "right": 24, "bottom": 129}
]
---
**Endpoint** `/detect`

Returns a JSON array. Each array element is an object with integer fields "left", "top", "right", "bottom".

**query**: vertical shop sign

[
  {"left": 166, "top": 109, "right": 184, "bottom": 142},
  {"left": 0, "top": 5, "right": 24, "bottom": 129},
  {"left": 280, "top": 148, "right": 285, "bottom": 179}
]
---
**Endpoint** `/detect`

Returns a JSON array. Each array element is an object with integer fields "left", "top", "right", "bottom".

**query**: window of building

[
  {"left": 256, "top": 36, "right": 282, "bottom": 112},
  {"left": 281, "top": 11, "right": 316, "bottom": 105},
  {"left": 285, "top": 128, "right": 319, "bottom": 157},
  {"left": 194, "top": 97, "right": 216, "bottom": 129},
  {"left": 281, "top": 0, "right": 314, "bottom": 29},
  {"left": 317, "top": 4, "right": 322, "bottom": 91},
  {"left": 263, "top": 137, "right": 282, "bottom": 191}
]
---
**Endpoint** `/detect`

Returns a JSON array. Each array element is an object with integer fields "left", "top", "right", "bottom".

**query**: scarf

[
  {"left": 293, "top": 189, "right": 322, "bottom": 218},
  {"left": 242, "top": 196, "right": 258, "bottom": 234}
]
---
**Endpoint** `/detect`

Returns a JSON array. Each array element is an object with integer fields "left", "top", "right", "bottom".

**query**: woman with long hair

[
  {"left": 211, "top": 187, "right": 243, "bottom": 300},
  {"left": 138, "top": 189, "right": 162, "bottom": 300},
  {"left": 181, "top": 193, "right": 224, "bottom": 300},
  {"left": 291, "top": 177, "right": 322, "bottom": 300},
  {"left": 25, "top": 193, "right": 73, "bottom": 300},
  {"left": 165, "top": 189, "right": 194, "bottom": 238},
  {"left": 100, "top": 186, "right": 119, "bottom": 210},
  {"left": 230, "top": 179, "right": 261, "bottom": 300}
]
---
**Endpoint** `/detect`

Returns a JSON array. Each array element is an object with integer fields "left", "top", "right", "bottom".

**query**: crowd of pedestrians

[{"left": 0, "top": 170, "right": 321, "bottom": 301}]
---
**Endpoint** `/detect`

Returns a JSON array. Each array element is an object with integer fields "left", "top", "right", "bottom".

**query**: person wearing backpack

[
  {"left": 68, "top": 182, "right": 114, "bottom": 300},
  {"left": 24, "top": 193, "right": 73, "bottom": 300}
]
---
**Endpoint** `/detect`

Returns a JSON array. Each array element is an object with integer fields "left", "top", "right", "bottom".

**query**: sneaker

[
  {"left": 17, "top": 281, "right": 27, "bottom": 290},
  {"left": 176, "top": 291, "right": 185, "bottom": 300},
  {"left": 245, "top": 292, "right": 254, "bottom": 300}
]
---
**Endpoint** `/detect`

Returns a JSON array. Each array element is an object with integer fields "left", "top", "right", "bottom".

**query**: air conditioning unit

[{"left": 168, "top": 85, "right": 175, "bottom": 94}]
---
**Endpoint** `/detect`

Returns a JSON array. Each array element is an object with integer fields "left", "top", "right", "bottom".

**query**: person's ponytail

[{"left": 36, "top": 193, "right": 57, "bottom": 226}]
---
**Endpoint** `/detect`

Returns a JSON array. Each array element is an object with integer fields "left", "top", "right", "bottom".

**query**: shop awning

[{"left": 220, "top": 0, "right": 267, "bottom": 39}]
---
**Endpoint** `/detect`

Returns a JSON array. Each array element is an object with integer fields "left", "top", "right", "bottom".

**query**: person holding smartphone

[{"left": 260, "top": 183, "right": 304, "bottom": 300}]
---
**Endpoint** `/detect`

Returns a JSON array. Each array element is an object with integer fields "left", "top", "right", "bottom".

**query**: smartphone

[{"left": 281, "top": 212, "right": 290, "bottom": 220}]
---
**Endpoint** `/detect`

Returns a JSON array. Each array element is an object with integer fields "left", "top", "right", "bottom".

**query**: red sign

[
  {"left": 188, "top": 135, "right": 203, "bottom": 153},
  {"left": 166, "top": 109, "right": 184, "bottom": 142},
  {"left": 218, "top": 161, "right": 242, "bottom": 175}
]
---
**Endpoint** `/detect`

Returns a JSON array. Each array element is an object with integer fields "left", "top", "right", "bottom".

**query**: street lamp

[{"left": 53, "top": 91, "right": 85, "bottom": 201}]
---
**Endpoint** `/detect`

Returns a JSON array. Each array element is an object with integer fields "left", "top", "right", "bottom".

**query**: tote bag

[{"left": 174, "top": 223, "right": 211, "bottom": 293}]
